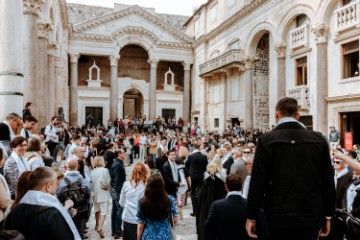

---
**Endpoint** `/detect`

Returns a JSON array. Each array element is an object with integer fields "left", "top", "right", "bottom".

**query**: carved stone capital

[
  {"left": 69, "top": 53, "right": 80, "bottom": 63},
  {"left": 182, "top": 61, "right": 191, "bottom": 71},
  {"left": 274, "top": 42, "right": 287, "bottom": 59},
  {"left": 23, "top": 0, "right": 45, "bottom": 16},
  {"left": 148, "top": 59, "right": 159, "bottom": 68},
  {"left": 47, "top": 42, "right": 58, "bottom": 56},
  {"left": 244, "top": 56, "right": 257, "bottom": 69},
  {"left": 38, "top": 21, "right": 53, "bottom": 39},
  {"left": 311, "top": 23, "right": 329, "bottom": 44},
  {"left": 109, "top": 54, "right": 120, "bottom": 67}
]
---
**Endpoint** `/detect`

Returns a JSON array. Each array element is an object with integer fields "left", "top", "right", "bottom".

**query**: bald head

[{"left": 66, "top": 157, "right": 79, "bottom": 171}]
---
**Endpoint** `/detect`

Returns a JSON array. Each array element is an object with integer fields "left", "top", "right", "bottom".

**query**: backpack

[
  {"left": 41, "top": 125, "right": 53, "bottom": 138},
  {"left": 58, "top": 176, "right": 90, "bottom": 220}
]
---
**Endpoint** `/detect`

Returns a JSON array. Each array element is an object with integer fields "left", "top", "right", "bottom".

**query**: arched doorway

[
  {"left": 252, "top": 33, "right": 270, "bottom": 129},
  {"left": 123, "top": 88, "right": 144, "bottom": 119}
]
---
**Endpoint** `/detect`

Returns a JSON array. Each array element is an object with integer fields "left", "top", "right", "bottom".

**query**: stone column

[
  {"left": 47, "top": 42, "right": 57, "bottom": 117},
  {"left": 110, "top": 54, "right": 120, "bottom": 122},
  {"left": 274, "top": 42, "right": 287, "bottom": 100},
  {"left": 0, "top": 0, "right": 24, "bottom": 118},
  {"left": 312, "top": 24, "right": 329, "bottom": 134},
  {"left": 69, "top": 53, "right": 80, "bottom": 127},
  {"left": 221, "top": 71, "right": 229, "bottom": 131},
  {"left": 182, "top": 62, "right": 191, "bottom": 124},
  {"left": 244, "top": 58, "right": 254, "bottom": 129},
  {"left": 37, "top": 21, "right": 53, "bottom": 127},
  {"left": 200, "top": 77, "right": 208, "bottom": 132},
  {"left": 148, "top": 59, "right": 158, "bottom": 121},
  {"left": 23, "top": 0, "right": 44, "bottom": 118}
]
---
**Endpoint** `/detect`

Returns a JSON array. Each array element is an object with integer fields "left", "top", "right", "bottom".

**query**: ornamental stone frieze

[
  {"left": 311, "top": 23, "right": 329, "bottom": 44},
  {"left": 274, "top": 42, "right": 287, "bottom": 59},
  {"left": 72, "top": 5, "right": 193, "bottom": 44},
  {"left": 23, "top": 0, "right": 45, "bottom": 15},
  {"left": 112, "top": 27, "right": 159, "bottom": 42},
  {"left": 38, "top": 21, "right": 54, "bottom": 39}
]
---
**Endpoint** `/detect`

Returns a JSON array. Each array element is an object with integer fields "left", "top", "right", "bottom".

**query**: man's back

[
  {"left": 5, "top": 204, "right": 74, "bottom": 240},
  {"left": 247, "top": 122, "right": 335, "bottom": 229},
  {"left": 205, "top": 195, "right": 249, "bottom": 240},
  {"left": 185, "top": 151, "right": 208, "bottom": 181}
]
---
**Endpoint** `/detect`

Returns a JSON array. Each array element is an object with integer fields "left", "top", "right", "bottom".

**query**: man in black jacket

[
  {"left": 162, "top": 149, "right": 183, "bottom": 197},
  {"left": 246, "top": 97, "right": 336, "bottom": 240},
  {"left": 110, "top": 149, "right": 126, "bottom": 239},
  {"left": 185, "top": 144, "right": 208, "bottom": 216},
  {"left": 205, "top": 174, "right": 250, "bottom": 240}
]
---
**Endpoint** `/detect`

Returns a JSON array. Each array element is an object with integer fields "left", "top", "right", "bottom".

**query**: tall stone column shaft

[
  {"left": 244, "top": 59, "right": 254, "bottom": 129},
  {"left": 110, "top": 54, "right": 120, "bottom": 122},
  {"left": 69, "top": 53, "right": 80, "bottom": 127},
  {"left": 312, "top": 24, "right": 329, "bottom": 134},
  {"left": 222, "top": 72, "right": 228, "bottom": 131},
  {"left": 23, "top": 0, "right": 44, "bottom": 119},
  {"left": 48, "top": 43, "right": 57, "bottom": 117},
  {"left": 0, "top": 0, "right": 24, "bottom": 119},
  {"left": 274, "top": 42, "right": 287, "bottom": 100},
  {"left": 148, "top": 59, "right": 158, "bottom": 121},
  {"left": 200, "top": 77, "right": 208, "bottom": 132},
  {"left": 37, "top": 22, "right": 53, "bottom": 127},
  {"left": 182, "top": 62, "right": 191, "bottom": 124}
]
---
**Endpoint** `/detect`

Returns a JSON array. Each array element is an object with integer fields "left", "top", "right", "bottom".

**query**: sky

[{"left": 66, "top": 0, "right": 207, "bottom": 16}]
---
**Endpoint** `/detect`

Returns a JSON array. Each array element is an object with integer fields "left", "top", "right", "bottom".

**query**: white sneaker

[{"left": 178, "top": 220, "right": 186, "bottom": 226}]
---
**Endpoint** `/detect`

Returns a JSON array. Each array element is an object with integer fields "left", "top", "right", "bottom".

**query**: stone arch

[
  {"left": 121, "top": 84, "right": 147, "bottom": 101},
  {"left": 277, "top": 4, "right": 316, "bottom": 42},
  {"left": 245, "top": 21, "right": 277, "bottom": 56},
  {"left": 318, "top": 0, "right": 340, "bottom": 24}
]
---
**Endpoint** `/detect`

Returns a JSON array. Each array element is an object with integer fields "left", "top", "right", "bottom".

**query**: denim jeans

[{"left": 110, "top": 187, "right": 123, "bottom": 234}]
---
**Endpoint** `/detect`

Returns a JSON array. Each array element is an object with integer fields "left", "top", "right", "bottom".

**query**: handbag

[{"left": 100, "top": 168, "right": 110, "bottom": 190}]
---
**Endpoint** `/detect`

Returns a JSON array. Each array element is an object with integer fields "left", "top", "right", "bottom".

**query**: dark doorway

[
  {"left": 340, "top": 112, "right": 360, "bottom": 146},
  {"left": 162, "top": 109, "right": 176, "bottom": 121},
  {"left": 299, "top": 115, "right": 313, "bottom": 130},
  {"left": 123, "top": 88, "right": 143, "bottom": 119},
  {"left": 231, "top": 118, "right": 240, "bottom": 128},
  {"left": 85, "top": 107, "right": 103, "bottom": 127}
]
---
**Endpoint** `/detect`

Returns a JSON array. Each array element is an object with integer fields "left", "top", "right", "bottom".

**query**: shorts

[{"left": 93, "top": 201, "right": 109, "bottom": 215}]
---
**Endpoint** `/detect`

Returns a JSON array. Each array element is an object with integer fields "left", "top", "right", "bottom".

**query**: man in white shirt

[
  {"left": 44, "top": 116, "right": 62, "bottom": 160},
  {"left": 20, "top": 115, "right": 38, "bottom": 139},
  {"left": 138, "top": 133, "right": 147, "bottom": 161}
]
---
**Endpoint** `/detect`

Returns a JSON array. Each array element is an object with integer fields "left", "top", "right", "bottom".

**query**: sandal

[{"left": 97, "top": 228, "right": 105, "bottom": 239}]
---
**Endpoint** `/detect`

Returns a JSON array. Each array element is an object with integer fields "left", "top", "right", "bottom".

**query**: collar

[
  {"left": 277, "top": 117, "right": 306, "bottom": 128},
  {"left": 226, "top": 191, "right": 243, "bottom": 198},
  {"left": 336, "top": 168, "right": 349, "bottom": 179}
]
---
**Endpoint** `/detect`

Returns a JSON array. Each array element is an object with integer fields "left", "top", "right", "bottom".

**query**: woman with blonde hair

[
  {"left": 120, "top": 162, "right": 147, "bottom": 240},
  {"left": 178, "top": 146, "right": 189, "bottom": 161},
  {"left": 90, "top": 156, "right": 110, "bottom": 238}
]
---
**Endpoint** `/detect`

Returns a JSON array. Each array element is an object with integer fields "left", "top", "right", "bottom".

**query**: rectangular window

[
  {"left": 343, "top": 40, "right": 359, "bottom": 79},
  {"left": 232, "top": 78, "right": 239, "bottom": 100},
  {"left": 214, "top": 118, "right": 220, "bottom": 128},
  {"left": 296, "top": 57, "right": 308, "bottom": 86},
  {"left": 213, "top": 83, "right": 220, "bottom": 103},
  {"left": 210, "top": 4, "right": 217, "bottom": 23}
]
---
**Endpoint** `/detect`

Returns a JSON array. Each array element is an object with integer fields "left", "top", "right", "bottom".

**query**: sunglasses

[
  {"left": 333, "top": 161, "right": 341, "bottom": 165},
  {"left": 244, "top": 151, "right": 251, "bottom": 154}
]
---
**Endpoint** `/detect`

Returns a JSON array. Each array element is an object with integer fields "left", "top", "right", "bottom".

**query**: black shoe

[
  {"left": 114, "top": 232, "right": 124, "bottom": 239},
  {"left": 190, "top": 212, "right": 196, "bottom": 217}
]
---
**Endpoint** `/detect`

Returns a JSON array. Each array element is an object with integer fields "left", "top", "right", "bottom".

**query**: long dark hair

[{"left": 139, "top": 175, "right": 170, "bottom": 220}]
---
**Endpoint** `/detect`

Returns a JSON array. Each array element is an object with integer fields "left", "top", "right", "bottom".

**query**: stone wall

[
  {"left": 78, "top": 55, "right": 111, "bottom": 87},
  {"left": 119, "top": 45, "right": 150, "bottom": 82}
]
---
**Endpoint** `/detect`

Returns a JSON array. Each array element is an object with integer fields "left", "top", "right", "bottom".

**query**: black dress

[{"left": 197, "top": 173, "right": 227, "bottom": 240}]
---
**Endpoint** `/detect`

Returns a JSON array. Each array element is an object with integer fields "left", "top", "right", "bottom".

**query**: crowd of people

[{"left": 0, "top": 99, "right": 360, "bottom": 239}]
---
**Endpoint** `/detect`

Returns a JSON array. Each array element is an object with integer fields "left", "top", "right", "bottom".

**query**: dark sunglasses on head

[
  {"left": 244, "top": 151, "right": 251, "bottom": 154},
  {"left": 333, "top": 161, "right": 341, "bottom": 165}
]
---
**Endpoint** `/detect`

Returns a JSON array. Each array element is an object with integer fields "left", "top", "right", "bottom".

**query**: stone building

[
  {"left": 185, "top": 0, "right": 360, "bottom": 144},
  {"left": 0, "top": 0, "right": 359, "bottom": 145}
]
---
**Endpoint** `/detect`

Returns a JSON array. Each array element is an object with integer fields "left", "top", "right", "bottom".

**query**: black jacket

[
  {"left": 223, "top": 156, "right": 234, "bottom": 175},
  {"left": 246, "top": 122, "right": 336, "bottom": 229},
  {"left": 335, "top": 171, "right": 353, "bottom": 209},
  {"left": 5, "top": 204, "right": 74, "bottom": 240},
  {"left": 161, "top": 160, "right": 180, "bottom": 197},
  {"left": 156, "top": 155, "right": 168, "bottom": 171},
  {"left": 110, "top": 158, "right": 126, "bottom": 190},
  {"left": 205, "top": 194, "right": 249, "bottom": 240},
  {"left": 185, "top": 151, "right": 208, "bottom": 182}
]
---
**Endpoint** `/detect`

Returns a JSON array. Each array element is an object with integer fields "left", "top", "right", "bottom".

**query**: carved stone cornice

[
  {"left": 157, "top": 42, "right": 192, "bottom": 49},
  {"left": 47, "top": 42, "right": 58, "bottom": 56},
  {"left": 72, "top": 5, "right": 193, "bottom": 44},
  {"left": 182, "top": 62, "right": 191, "bottom": 71},
  {"left": 23, "top": 0, "right": 45, "bottom": 16},
  {"left": 148, "top": 59, "right": 159, "bottom": 68},
  {"left": 38, "top": 21, "right": 54, "bottom": 39},
  {"left": 69, "top": 53, "right": 80, "bottom": 63},
  {"left": 72, "top": 33, "right": 113, "bottom": 42},
  {"left": 109, "top": 54, "right": 120, "bottom": 67},
  {"left": 274, "top": 42, "right": 287, "bottom": 59},
  {"left": 311, "top": 23, "right": 329, "bottom": 44},
  {"left": 112, "top": 26, "right": 159, "bottom": 42},
  {"left": 193, "top": 0, "right": 269, "bottom": 48}
]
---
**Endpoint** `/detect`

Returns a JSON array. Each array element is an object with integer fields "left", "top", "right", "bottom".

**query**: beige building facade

[{"left": 0, "top": 0, "right": 359, "bottom": 144}]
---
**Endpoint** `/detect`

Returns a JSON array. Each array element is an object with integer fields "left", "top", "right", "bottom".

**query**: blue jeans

[{"left": 110, "top": 187, "right": 123, "bottom": 234}]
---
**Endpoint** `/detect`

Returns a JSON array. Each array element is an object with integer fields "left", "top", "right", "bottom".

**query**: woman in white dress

[{"left": 90, "top": 156, "right": 110, "bottom": 238}]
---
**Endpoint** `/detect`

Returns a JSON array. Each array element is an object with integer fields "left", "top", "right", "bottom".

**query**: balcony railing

[
  {"left": 289, "top": 24, "right": 309, "bottom": 49},
  {"left": 288, "top": 86, "right": 310, "bottom": 108},
  {"left": 335, "top": 0, "right": 360, "bottom": 33},
  {"left": 199, "top": 49, "right": 245, "bottom": 76}
]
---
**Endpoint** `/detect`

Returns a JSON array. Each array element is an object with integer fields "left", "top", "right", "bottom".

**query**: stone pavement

[{"left": 85, "top": 159, "right": 197, "bottom": 240}]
